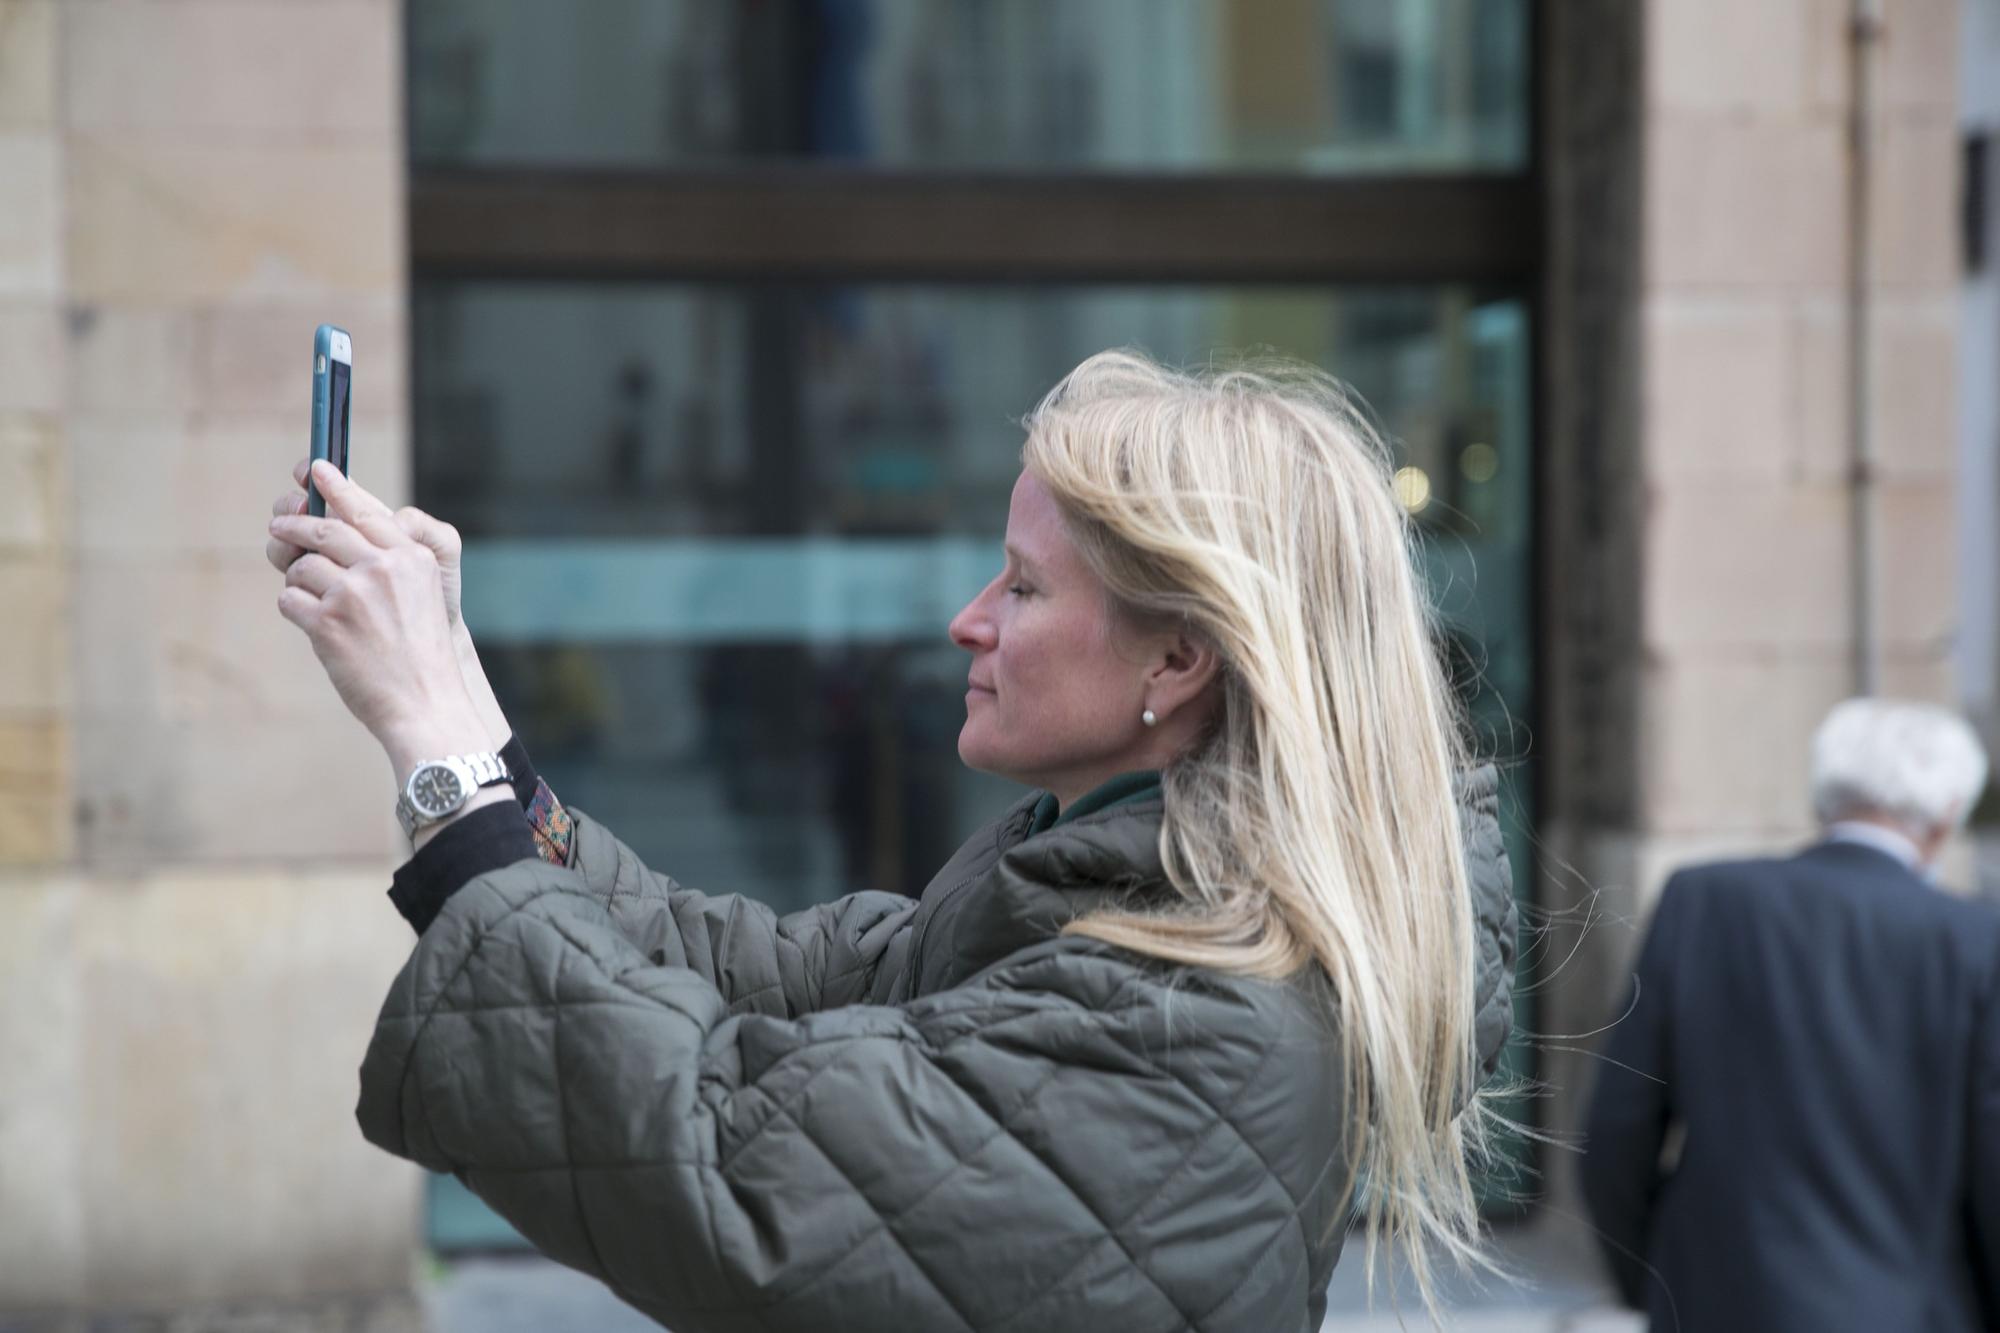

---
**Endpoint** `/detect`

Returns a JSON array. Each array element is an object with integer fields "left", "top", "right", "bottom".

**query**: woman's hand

[
  {"left": 268, "top": 459, "right": 513, "bottom": 753},
  {"left": 270, "top": 461, "right": 482, "bottom": 756},
  {"left": 266, "top": 457, "right": 465, "bottom": 630}
]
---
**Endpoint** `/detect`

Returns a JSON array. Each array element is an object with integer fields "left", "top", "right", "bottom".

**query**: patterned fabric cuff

[{"left": 526, "top": 777, "right": 574, "bottom": 867}]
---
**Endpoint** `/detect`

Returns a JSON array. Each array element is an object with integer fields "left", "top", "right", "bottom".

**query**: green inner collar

[{"left": 1026, "top": 770, "right": 1162, "bottom": 836}]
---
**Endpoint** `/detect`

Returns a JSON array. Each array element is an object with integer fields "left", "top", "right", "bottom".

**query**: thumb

[
  {"left": 396, "top": 506, "right": 465, "bottom": 628},
  {"left": 394, "top": 506, "right": 462, "bottom": 562}
]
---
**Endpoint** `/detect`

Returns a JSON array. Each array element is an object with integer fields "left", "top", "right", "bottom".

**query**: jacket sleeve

[
  {"left": 1459, "top": 763, "right": 1519, "bottom": 1094},
  {"left": 554, "top": 805, "right": 917, "bottom": 1017},
  {"left": 355, "top": 862, "right": 1281, "bottom": 1332},
  {"left": 1966, "top": 929, "right": 2000, "bottom": 1319},
  {"left": 1579, "top": 874, "right": 1684, "bottom": 1309}
]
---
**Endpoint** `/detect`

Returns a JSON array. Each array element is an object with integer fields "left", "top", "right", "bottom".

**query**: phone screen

[{"left": 327, "top": 358, "right": 351, "bottom": 475}]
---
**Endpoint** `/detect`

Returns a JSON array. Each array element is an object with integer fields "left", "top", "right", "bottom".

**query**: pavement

[{"left": 423, "top": 1210, "right": 1641, "bottom": 1333}]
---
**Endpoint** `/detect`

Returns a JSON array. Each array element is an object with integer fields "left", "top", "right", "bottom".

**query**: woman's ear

[{"left": 1147, "top": 628, "right": 1223, "bottom": 722}]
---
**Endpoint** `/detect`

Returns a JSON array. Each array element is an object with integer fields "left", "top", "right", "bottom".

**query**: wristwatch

[{"left": 396, "top": 751, "right": 513, "bottom": 844}]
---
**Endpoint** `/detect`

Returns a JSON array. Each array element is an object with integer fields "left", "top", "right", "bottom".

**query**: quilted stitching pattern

[
  {"left": 356, "top": 768, "right": 1518, "bottom": 1333},
  {"left": 1458, "top": 765, "right": 1520, "bottom": 1094}
]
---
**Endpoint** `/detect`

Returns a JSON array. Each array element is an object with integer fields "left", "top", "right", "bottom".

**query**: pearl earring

[{"left": 1142, "top": 708, "right": 1158, "bottom": 727}]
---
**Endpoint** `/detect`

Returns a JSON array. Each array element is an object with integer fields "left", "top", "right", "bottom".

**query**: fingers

[
  {"left": 269, "top": 512, "right": 376, "bottom": 567},
  {"left": 283, "top": 552, "right": 341, "bottom": 598},
  {"left": 267, "top": 464, "right": 337, "bottom": 634},
  {"left": 275, "top": 584, "right": 321, "bottom": 632},
  {"left": 309, "top": 459, "right": 407, "bottom": 549},
  {"left": 266, "top": 490, "right": 309, "bottom": 573}
]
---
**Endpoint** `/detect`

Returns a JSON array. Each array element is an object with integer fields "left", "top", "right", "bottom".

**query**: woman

[{"left": 267, "top": 349, "right": 1517, "bottom": 1331}]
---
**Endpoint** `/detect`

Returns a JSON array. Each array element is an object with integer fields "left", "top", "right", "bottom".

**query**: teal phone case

[{"left": 308, "top": 323, "right": 351, "bottom": 518}]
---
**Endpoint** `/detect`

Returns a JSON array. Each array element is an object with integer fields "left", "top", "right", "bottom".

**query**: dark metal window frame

[{"left": 412, "top": 168, "right": 1537, "bottom": 284}]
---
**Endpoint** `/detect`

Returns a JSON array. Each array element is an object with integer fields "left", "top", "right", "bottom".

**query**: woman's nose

[{"left": 948, "top": 592, "right": 994, "bottom": 651}]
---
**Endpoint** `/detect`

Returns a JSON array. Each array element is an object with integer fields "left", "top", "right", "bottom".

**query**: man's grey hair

[{"left": 1809, "top": 697, "right": 1989, "bottom": 833}]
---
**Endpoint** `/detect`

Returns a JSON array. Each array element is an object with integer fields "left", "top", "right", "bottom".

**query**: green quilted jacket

[{"left": 357, "top": 766, "right": 1517, "bottom": 1332}]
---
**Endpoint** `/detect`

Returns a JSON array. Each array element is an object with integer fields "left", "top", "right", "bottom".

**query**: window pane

[
  {"left": 409, "top": 0, "right": 1528, "bottom": 174},
  {"left": 415, "top": 282, "right": 1532, "bottom": 915}
]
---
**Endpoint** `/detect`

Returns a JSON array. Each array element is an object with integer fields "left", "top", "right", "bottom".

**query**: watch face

[{"left": 412, "top": 764, "right": 465, "bottom": 816}]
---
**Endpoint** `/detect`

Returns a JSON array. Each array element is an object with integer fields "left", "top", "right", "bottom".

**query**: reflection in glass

[
  {"left": 415, "top": 283, "right": 1531, "bottom": 915},
  {"left": 409, "top": 0, "right": 1527, "bottom": 173}
]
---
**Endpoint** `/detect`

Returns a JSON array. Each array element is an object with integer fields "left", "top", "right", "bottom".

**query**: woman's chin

[{"left": 956, "top": 726, "right": 1007, "bottom": 778}]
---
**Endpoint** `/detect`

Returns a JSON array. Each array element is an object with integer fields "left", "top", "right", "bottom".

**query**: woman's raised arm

[{"left": 556, "top": 803, "right": 919, "bottom": 1018}]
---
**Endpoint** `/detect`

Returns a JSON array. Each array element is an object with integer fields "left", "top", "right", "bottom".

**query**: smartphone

[{"left": 307, "top": 324, "right": 352, "bottom": 518}]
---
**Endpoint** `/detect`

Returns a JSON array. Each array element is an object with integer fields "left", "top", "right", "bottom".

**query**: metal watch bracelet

[{"left": 395, "top": 751, "right": 512, "bottom": 845}]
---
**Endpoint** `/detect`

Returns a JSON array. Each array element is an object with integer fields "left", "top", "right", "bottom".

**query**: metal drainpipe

[{"left": 1849, "top": 0, "right": 1883, "bottom": 695}]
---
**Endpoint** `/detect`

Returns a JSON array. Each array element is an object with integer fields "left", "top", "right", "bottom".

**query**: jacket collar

[
  {"left": 1822, "top": 819, "right": 1925, "bottom": 871},
  {"left": 904, "top": 794, "right": 1172, "bottom": 999},
  {"left": 1799, "top": 834, "right": 1937, "bottom": 887}
]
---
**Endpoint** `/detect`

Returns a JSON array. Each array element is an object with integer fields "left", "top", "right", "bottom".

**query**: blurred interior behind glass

[{"left": 410, "top": 0, "right": 1527, "bottom": 173}]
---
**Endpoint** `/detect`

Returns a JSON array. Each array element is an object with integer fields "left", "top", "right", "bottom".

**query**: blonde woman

[{"left": 266, "top": 349, "right": 1518, "bottom": 1330}]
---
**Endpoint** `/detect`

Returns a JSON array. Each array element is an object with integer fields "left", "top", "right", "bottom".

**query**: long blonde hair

[{"left": 1023, "top": 349, "right": 1490, "bottom": 1308}]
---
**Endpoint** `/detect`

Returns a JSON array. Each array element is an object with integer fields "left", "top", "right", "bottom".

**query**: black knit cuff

[
  {"left": 499, "top": 733, "right": 539, "bottom": 809},
  {"left": 387, "top": 800, "right": 539, "bottom": 935}
]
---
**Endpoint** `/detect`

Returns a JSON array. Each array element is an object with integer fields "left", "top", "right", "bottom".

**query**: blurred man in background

[{"left": 1582, "top": 698, "right": 2000, "bottom": 1332}]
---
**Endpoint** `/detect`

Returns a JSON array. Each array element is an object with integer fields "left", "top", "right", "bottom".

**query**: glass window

[
  {"left": 410, "top": 1, "right": 1538, "bottom": 1248},
  {"left": 415, "top": 282, "right": 1533, "bottom": 917},
  {"left": 409, "top": 0, "right": 1528, "bottom": 174}
]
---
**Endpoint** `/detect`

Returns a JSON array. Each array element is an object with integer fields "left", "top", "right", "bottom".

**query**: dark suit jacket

[{"left": 1581, "top": 841, "right": 2000, "bottom": 1332}]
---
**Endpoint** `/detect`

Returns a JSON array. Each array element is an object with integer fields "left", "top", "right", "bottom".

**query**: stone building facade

[
  {"left": 1, "top": 0, "right": 424, "bottom": 1320},
  {"left": 1538, "top": 0, "right": 1965, "bottom": 1194}
]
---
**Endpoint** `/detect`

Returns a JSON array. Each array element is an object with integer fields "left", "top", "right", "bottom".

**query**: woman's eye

[{"left": 1006, "top": 584, "right": 1029, "bottom": 598}]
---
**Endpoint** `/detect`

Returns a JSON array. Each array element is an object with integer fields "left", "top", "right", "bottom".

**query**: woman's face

[{"left": 949, "top": 471, "right": 1158, "bottom": 801}]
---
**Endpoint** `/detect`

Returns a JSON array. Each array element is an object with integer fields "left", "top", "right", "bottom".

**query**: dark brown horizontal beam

[{"left": 410, "top": 169, "right": 1537, "bottom": 284}]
